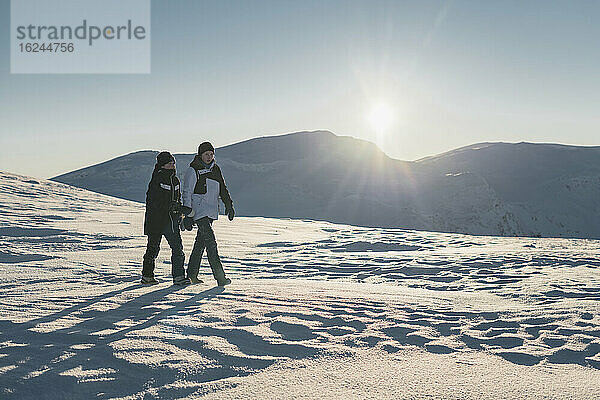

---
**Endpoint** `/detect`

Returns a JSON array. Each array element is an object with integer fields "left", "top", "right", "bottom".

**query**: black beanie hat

[
  {"left": 198, "top": 142, "right": 215, "bottom": 155},
  {"left": 156, "top": 151, "right": 175, "bottom": 167}
]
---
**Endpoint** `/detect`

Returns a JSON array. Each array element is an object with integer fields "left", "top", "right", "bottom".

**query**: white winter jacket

[{"left": 182, "top": 157, "right": 233, "bottom": 221}]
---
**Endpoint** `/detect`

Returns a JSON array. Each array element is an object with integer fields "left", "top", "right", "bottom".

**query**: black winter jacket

[{"left": 143, "top": 167, "right": 182, "bottom": 235}]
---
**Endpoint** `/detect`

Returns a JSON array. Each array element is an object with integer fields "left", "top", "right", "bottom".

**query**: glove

[
  {"left": 181, "top": 216, "right": 194, "bottom": 231},
  {"left": 225, "top": 204, "right": 235, "bottom": 221},
  {"left": 180, "top": 206, "right": 194, "bottom": 231},
  {"left": 169, "top": 202, "right": 182, "bottom": 216},
  {"left": 181, "top": 206, "right": 193, "bottom": 216}
]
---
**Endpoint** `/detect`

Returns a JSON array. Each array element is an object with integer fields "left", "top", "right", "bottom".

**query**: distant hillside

[{"left": 51, "top": 131, "right": 600, "bottom": 238}]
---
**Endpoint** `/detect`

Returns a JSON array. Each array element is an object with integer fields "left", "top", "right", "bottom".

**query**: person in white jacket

[{"left": 181, "top": 141, "right": 234, "bottom": 286}]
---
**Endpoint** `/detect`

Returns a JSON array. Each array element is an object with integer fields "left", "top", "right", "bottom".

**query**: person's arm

[
  {"left": 180, "top": 168, "right": 196, "bottom": 229},
  {"left": 216, "top": 166, "right": 233, "bottom": 208},
  {"left": 181, "top": 167, "right": 196, "bottom": 212},
  {"left": 170, "top": 178, "right": 183, "bottom": 216},
  {"left": 175, "top": 176, "right": 182, "bottom": 204},
  {"left": 216, "top": 165, "right": 234, "bottom": 220},
  {"left": 145, "top": 176, "right": 160, "bottom": 212}
]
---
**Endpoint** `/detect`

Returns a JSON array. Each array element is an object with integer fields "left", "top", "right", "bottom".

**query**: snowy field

[{"left": 1, "top": 171, "right": 600, "bottom": 399}]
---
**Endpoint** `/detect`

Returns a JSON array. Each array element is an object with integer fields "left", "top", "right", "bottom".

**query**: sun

[
  {"left": 369, "top": 103, "right": 394, "bottom": 132},
  {"left": 368, "top": 102, "right": 394, "bottom": 147}
]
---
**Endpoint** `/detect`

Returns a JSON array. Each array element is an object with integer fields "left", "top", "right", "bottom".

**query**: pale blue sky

[{"left": 1, "top": 0, "right": 599, "bottom": 178}]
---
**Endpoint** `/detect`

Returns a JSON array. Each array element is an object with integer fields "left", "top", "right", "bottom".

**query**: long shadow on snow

[{"left": 0, "top": 283, "right": 314, "bottom": 400}]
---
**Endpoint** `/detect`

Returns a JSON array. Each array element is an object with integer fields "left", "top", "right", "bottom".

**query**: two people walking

[{"left": 141, "top": 142, "right": 234, "bottom": 286}]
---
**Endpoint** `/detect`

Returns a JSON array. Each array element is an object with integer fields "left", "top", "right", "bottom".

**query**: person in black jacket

[{"left": 141, "top": 151, "right": 190, "bottom": 285}]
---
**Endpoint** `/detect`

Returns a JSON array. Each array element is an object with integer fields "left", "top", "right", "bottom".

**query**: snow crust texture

[{"left": 1, "top": 171, "right": 600, "bottom": 399}]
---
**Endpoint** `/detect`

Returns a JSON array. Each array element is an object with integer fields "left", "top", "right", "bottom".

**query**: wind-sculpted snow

[
  {"left": 1, "top": 171, "right": 600, "bottom": 399},
  {"left": 247, "top": 229, "right": 600, "bottom": 303}
]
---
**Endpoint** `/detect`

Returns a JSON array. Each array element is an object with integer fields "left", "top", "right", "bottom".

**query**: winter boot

[
  {"left": 217, "top": 277, "right": 231, "bottom": 286},
  {"left": 173, "top": 276, "right": 191, "bottom": 286},
  {"left": 141, "top": 276, "right": 159, "bottom": 285}
]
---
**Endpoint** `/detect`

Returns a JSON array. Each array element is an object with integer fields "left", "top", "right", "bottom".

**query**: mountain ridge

[{"left": 50, "top": 131, "right": 600, "bottom": 238}]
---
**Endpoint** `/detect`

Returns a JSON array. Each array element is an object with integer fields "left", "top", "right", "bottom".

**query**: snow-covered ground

[{"left": 1, "top": 171, "right": 600, "bottom": 399}]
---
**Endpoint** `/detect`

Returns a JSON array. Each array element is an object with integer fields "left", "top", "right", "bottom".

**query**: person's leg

[
  {"left": 163, "top": 220, "right": 187, "bottom": 283},
  {"left": 186, "top": 224, "right": 206, "bottom": 282},
  {"left": 142, "top": 234, "right": 162, "bottom": 278},
  {"left": 200, "top": 219, "right": 229, "bottom": 285}
]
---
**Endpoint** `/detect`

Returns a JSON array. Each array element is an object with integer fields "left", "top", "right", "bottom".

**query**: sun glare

[
  {"left": 368, "top": 102, "right": 394, "bottom": 148},
  {"left": 369, "top": 103, "right": 394, "bottom": 132}
]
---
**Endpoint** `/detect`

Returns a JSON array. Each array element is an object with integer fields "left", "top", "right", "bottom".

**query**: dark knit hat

[
  {"left": 156, "top": 151, "right": 175, "bottom": 167},
  {"left": 198, "top": 142, "right": 215, "bottom": 155}
]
